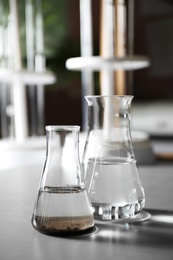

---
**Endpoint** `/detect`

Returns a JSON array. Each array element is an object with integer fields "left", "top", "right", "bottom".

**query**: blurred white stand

[
  {"left": 0, "top": 68, "right": 55, "bottom": 85},
  {"left": 0, "top": 0, "right": 56, "bottom": 144},
  {"left": 0, "top": 67, "right": 56, "bottom": 144}
]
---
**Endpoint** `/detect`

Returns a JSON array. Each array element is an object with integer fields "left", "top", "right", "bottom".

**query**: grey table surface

[{"left": 0, "top": 156, "right": 173, "bottom": 260}]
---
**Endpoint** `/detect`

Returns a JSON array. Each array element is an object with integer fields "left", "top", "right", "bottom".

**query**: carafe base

[{"left": 92, "top": 199, "right": 145, "bottom": 220}]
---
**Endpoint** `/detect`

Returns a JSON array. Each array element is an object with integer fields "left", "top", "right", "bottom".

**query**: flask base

[
  {"left": 92, "top": 200, "right": 145, "bottom": 220},
  {"left": 32, "top": 215, "right": 94, "bottom": 235}
]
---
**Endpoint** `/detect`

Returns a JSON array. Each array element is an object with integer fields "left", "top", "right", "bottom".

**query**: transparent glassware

[
  {"left": 82, "top": 95, "right": 145, "bottom": 220},
  {"left": 32, "top": 125, "right": 94, "bottom": 235}
]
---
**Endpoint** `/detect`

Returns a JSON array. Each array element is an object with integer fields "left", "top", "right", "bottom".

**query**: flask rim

[{"left": 45, "top": 125, "right": 80, "bottom": 132}]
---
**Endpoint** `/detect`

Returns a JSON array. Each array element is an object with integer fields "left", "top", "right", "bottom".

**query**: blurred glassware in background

[{"left": 0, "top": 0, "right": 55, "bottom": 144}]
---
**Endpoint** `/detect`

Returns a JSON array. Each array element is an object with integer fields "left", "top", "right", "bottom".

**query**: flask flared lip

[{"left": 45, "top": 125, "right": 80, "bottom": 132}]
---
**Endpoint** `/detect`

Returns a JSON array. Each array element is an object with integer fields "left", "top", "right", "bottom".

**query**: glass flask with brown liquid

[{"left": 32, "top": 125, "right": 94, "bottom": 235}]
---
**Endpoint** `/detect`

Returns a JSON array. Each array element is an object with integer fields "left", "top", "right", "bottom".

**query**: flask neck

[
  {"left": 43, "top": 126, "right": 83, "bottom": 187},
  {"left": 46, "top": 126, "right": 80, "bottom": 159}
]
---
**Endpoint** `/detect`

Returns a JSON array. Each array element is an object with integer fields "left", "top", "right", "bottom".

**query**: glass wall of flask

[
  {"left": 82, "top": 95, "right": 145, "bottom": 221},
  {"left": 32, "top": 125, "right": 94, "bottom": 235}
]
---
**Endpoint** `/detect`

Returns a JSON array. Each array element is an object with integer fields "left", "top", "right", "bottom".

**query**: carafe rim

[{"left": 85, "top": 94, "right": 134, "bottom": 99}]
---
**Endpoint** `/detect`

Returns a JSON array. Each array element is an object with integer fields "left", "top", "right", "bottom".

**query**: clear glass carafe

[
  {"left": 32, "top": 125, "right": 94, "bottom": 234},
  {"left": 82, "top": 95, "right": 145, "bottom": 220}
]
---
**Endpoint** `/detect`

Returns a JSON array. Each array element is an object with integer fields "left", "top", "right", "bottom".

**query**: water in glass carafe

[
  {"left": 82, "top": 95, "right": 145, "bottom": 220},
  {"left": 32, "top": 125, "right": 94, "bottom": 235}
]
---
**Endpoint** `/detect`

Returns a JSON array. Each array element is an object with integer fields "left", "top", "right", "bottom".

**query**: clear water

[
  {"left": 32, "top": 186, "right": 94, "bottom": 233},
  {"left": 34, "top": 186, "right": 94, "bottom": 217},
  {"left": 84, "top": 158, "right": 145, "bottom": 220}
]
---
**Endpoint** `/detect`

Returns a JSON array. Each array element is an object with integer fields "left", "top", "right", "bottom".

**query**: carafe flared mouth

[
  {"left": 85, "top": 95, "right": 134, "bottom": 107},
  {"left": 84, "top": 95, "right": 134, "bottom": 131},
  {"left": 85, "top": 94, "right": 133, "bottom": 102},
  {"left": 85, "top": 95, "right": 133, "bottom": 98}
]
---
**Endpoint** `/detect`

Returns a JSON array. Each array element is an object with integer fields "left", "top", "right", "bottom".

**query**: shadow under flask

[
  {"left": 32, "top": 125, "right": 94, "bottom": 235},
  {"left": 82, "top": 95, "right": 145, "bottom": 221}
]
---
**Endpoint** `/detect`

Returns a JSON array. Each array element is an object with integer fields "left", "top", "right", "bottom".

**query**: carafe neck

[{"left": 85, "top": 95, "right": 133, "bottom": 132}]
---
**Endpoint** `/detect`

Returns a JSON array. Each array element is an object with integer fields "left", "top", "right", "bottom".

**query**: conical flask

[
  {"left": 82, "top": 95, "right": 145, "bottom": 220},
  {"left": 32, "top": 125, "right": 94, "bottom": 234}
]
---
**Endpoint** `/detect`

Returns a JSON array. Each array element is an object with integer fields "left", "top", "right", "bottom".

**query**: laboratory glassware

[
  {"left": 82, "top": 95, "right": 145, "bottom": 220},
  {"left": 32, "top": 125, "right": 94, "bottom": 234}
]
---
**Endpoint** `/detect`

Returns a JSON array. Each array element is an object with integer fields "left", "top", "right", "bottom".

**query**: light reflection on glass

[{"left": 151, "top": 215, "right": 173, "bottom": 224}]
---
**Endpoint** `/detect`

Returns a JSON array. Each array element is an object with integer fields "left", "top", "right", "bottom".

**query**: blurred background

[
  {"left": 47, "top": 0, "right": 173, "bottom": 138},
  {"left": 0, "top": 0, "right": 173, "bottom": 140}
]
